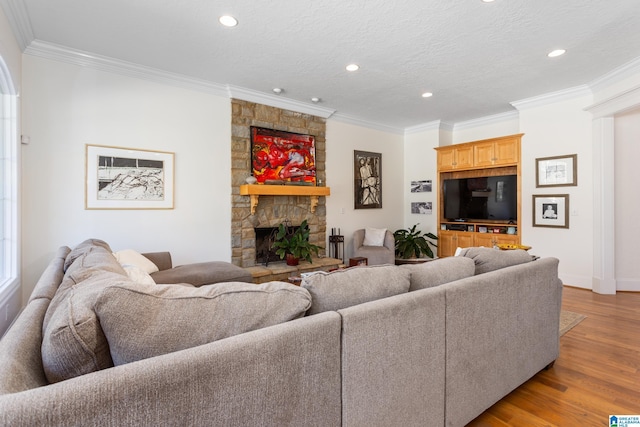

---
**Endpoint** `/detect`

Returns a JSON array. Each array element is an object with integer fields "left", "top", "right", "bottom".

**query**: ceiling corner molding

[
  {"left": 453, "top": 110, "right": 519, "bottom": 131},
  {"left": 0, "top": 0, "right": 34, "bottom": 50},
  {"left": 404, "top": 120, "right": 449, "bottom": 135},
  {"left": 511, "top": 85, "right": 592, "bottom": 111},
  {"left": 585, "top": 84, "right": 640, "bottom": 119},
  {"left": 328, "top": 112, "right": 404, "bottom": 134},
  {"left": 24, "top": 40, "right": 229, "bottom": 97},
  {"left": 589, "top": 55, "right": 640, "bottom": 94},
  {"left": 227, "top": 85, "right": 336, "bottom": 119}
]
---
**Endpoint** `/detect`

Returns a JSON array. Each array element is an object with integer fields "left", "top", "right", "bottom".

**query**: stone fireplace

[{"left": 230, "top": 99, "right": 328, "bottom": 268}]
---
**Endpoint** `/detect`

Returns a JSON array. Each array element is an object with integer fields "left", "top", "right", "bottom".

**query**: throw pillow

[
  {"left": 113, "top": 249, "right": 159, "bottom": 274},
  {"left": 399, "top": 257, "right": 475, "bottom": 291},
  {"left": 301, "top": 265, "right": 410, "bottom": 315},
  {"left": 121, "top": 264, "right": 156, "bottom": 285},
  {"left": 95, "top": 281, "right": 312, "bottom": 365},
  {"left": 458, "top": 247, "right": 533, "bottom": 275},
  {"left": 363, "top": 227, "right": 387, "bottom": 246},
  {"left": 150, "top": 260, "right": 253, "bottom": 286}
]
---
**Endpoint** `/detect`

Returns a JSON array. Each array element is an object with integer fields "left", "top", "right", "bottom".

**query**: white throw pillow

[
  {"left": 363, "top": 227, "right": 387, "bottom": 246},
  {"left": 113, "top": 249, "right": 159, "bottom": 274},
  {"left": 121, "top": 264, "right": 156, "bottom": 285}
]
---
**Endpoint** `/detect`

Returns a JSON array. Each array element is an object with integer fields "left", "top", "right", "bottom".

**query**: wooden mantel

[{"left": 239, "top": 184, "right": 331, "bottom": 214}]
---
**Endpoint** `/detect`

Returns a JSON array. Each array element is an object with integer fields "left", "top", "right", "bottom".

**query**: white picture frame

[{"left": 85, "top": 144, "right": 175, "bottom": 209}]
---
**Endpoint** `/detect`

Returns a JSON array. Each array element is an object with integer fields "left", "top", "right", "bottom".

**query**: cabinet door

[
  {"left": 493, "top": 139, "right": 519, "bottom": 165},
  {"left": 456, "top": 233, "right": 474, "bottom": 249},
  {"left": 437, "top": 148, "right": 456, "bottom": 171},
  {"left": 473, "top": 142, "right": 496, "bottom": 167},
  {"left": 455, "top": 146, "right": 474, "bottom": 169},
  {"left": 474, "top": 233, "right": 497, "bottom": 248},
  {"left": 438, "top": 231, "right": 457, "bottom": 257},
  {"left": 493, "top": 234, "right": 520, "bottom": 246}
]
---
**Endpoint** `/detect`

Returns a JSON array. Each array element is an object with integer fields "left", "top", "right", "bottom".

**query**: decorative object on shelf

[
  {"left": 85, "top": 144, "right": 174, "bottom": 210},
  {"left": 410, "top": 180, "right": 432, "bottom": 192},
  {"left": 496, "top": 243, "right": 532, "bottom": 251},
  {"left": 411, "top": 202, "right": 432, "bottom": 214},
  {"left": 533, "top": 194, "right": 569, "bottom": 228},
  {"left": 536, "top": 154, "right": 577, "bottom": 187},
  {"left": 393, "top": 224, "right": 438, "bottom": 259},
  {"left": 245, "top": 175, "right": 257, "bottom": 184},
  {"left": 272, "top": 219, "right": 322, "bottom": 265},
  {"left": 250, "top": 126, "right": 316, "bottom": 185},
  {"left": 349, "top": 257, "right": 368, "bottom": 267},
  {"left": 354, "top": 150, "right": 382, "bottom": 209}
]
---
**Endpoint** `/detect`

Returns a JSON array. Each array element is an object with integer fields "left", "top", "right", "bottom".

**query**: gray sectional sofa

[{"left": 0, "top": 239, "right": 563, "bottom": 426}]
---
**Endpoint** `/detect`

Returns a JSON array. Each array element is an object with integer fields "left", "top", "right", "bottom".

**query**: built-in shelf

[{"left": 239, "top": 184, "right": 331, "bottom": 214}]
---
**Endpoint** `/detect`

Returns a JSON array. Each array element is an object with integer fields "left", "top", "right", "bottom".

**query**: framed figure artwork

[
  {"left": 533, "top": 194, "right": 569, "bottom": 228},
  {"left": 354, "top": 150, "right": 382, "bottom": 209}
]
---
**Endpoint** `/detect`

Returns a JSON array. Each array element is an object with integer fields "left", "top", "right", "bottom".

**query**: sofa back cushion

[
  {"left": 95, "top": 281, "right": 311, "bottom": 365},
  {"left": 400, "top": 257, "right": 475, "bottom": 291},
  {"left": 63, "top": 238, "right": 112, "bottom": 272},
  {"left": 301, "top": 265, "right": 411, "bottom": 315},
  {"left": 457, "top": 247, "right": 533, "bottom": 275}
]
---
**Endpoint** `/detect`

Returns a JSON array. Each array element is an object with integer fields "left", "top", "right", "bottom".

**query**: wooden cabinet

[
  {"left": 473, "top": 137, "right": 519, "bottom": 167},
  {"left": 435, "top": 134, "right": 523, "bottom": 258},
  {"left": 437, "top": 145, "right": 474, "bottom": 170}
]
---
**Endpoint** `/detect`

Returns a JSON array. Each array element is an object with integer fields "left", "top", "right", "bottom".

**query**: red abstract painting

[{"left": 250, "top": 127, "right": 316, "bottom": 185}]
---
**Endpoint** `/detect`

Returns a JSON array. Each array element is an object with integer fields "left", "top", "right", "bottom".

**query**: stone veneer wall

[{"left": 231, "top": 99, "right": 327, "bottom": 267}]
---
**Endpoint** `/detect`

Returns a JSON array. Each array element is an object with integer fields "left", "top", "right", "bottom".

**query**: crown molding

[
  {"left": 589, "top": 55, "right": 640, "bottom": 94},
  {"left": 226, "top": 85, "right": 336, "bottom": 119},
  {"left": 404, "top": 120, "right": 452, "bottom": 135},
  {"left": 329, "top": 113, "right": 404, "bottom": 134},
  {"left": 585, "top": 84, "right": 640, "bottom": 118},
  {"left": 452, "top": 110, "right": 519, "bottom": 131},
  {"left": 24, "top": 40, "right": 230, "bottom": 97},
  {"left": 0, "top": 0, "right": 34, "bottom": 50},
  {"left": 511, "top": 85, "right": 592, "bottom": 111}
]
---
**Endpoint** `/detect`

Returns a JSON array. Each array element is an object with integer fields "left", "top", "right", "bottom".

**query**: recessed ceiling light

[
  {"left": 482, "top": 0, "right": 495, "bottom": 2},
  {"left": 311, "top": 97, "right": 320, "bottom": 103},
  {"left": 219, "top": 15, "right": 238, "bottom": 27},
  {"left": 422, "top": 92, "right": 433, "bottom": 98},
  {"left": 548, "top": 49, "right": 566, "bottom": 58},
  {"left": 346, "top": 64, "right": 360, "bottom": 72},
  {"left": 272, "top": 88, "right": 283, "bottom": 94}
]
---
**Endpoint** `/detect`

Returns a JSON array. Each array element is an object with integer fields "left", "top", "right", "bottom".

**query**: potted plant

[
  {"left": 272, "top": 219, "right": 322, "bottom": 265},
  {"left": 393, "top": 224, "right": 438, "bottom": 260}
]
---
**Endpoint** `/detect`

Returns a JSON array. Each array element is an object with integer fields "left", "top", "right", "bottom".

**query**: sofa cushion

[
  {"left": 400, "top": 257, "right": 475, "bottom": 291},
  {"left": 113, "top": 249, "right": 159, "bottom": 274},
  {"left": 63, "top": 238, "right": 112, "bottom": 272},
  {"left": 457, "top": 247, "right": 533, "bottom": 275},
  {"left": 95, "top": 281, "right": 312, "bottom": 365},
  {"left": 301, "top": 265, "right": 411, "bottom": 315},
  {"left": 150, "top": 261, "right": 253, "bottom": 286}
]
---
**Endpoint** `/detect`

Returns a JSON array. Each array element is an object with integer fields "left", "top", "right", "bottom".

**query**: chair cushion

[
  {"left": 301, "top": 265, "right": 410, "bottom": 315},
  {"left": 400, "top": 257, "right": 476, "bottom": 291},
  {"left": 95, "top": 281, "right": 312, "bottom": 365},
  {"left": 457, "top": 247, "right": 533, "bottom": 275},
  {"left": 363, "top": 227, "right": 387, "bottom": 246}
]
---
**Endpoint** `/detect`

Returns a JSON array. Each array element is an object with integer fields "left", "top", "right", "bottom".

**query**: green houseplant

[
  {"left": 272, "top": 219, "right": 322, "bottom": 265},
  {"left": 393, "top": 224, "right": 438, "bottom": 259}
]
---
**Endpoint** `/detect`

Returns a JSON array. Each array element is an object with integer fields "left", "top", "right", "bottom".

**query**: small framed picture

[
  {"left": 533, "top": 194, "right": 569, "bottom": 228},
  {"left": 478, "top": 226, "right": 487, "bottom": 233},
  {"left": 536, "top": 154, "right": 577, "bottom": 187}
]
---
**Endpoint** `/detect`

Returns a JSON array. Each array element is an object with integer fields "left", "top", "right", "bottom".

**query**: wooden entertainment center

[{"left": 435, "top": 134, "right": 523, "bottom": 257}]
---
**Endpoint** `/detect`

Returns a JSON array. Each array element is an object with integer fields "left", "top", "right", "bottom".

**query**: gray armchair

[{"left": 353, "top": 229, "right": 396, "bottom": 265}]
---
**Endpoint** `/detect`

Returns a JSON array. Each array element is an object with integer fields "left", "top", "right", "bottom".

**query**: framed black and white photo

[
  {"left": 410, "top": 180, "right": 432, "bottom": 192},
  {"left": 533, "top": 194, "right": 569, "bottom": 228},
  {"left": 86, "top": 144, "right": 175, "bottom": 209},
  {"left": 354, "top": 150, "right": 382, "bottom": 209},
  {"left": 536, "top": 154, "right": 577, "bottom": 187},
  {"left": 411, "top": 201, "right": 432, "bottom": 214}
]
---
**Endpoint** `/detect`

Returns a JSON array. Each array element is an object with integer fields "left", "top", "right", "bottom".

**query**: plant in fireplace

[{"left": 272, "top": 219, "right": 322, "bottom": 266}]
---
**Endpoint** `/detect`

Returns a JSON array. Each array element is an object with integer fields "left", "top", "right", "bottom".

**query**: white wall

[
  {"left": 325, "top": 120, "right": 404, "bottom": 259},
  {"left": 21, "top": 55, "right": 232, "bottom": 300},
  {"left": 516, "top": 93, "right": 594, "bottom": 289},
  {"left": 403, "top": 126, "right": 440, "bottom": 237},
  {"left": 452, "top": 115, "right": 520, "bottom": 144},
  {"left": 614, "top": 107, "right": 640, "bottom": 291}
]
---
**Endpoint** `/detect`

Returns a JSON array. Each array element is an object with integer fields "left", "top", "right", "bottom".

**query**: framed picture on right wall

[{"left": 533, "top": 194, "right": 569, "bottom": 228}]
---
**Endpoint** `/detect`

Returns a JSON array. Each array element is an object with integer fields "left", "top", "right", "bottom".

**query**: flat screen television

[{"left": 443, "top": 175, "right": 517, "bottom": 222}]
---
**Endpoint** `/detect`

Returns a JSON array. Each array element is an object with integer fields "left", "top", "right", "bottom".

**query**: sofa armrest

[
  {"left": 0, "top": 312, "right": 343, "bottom": 426},
  {"left": 141, "top": 252, "right": 173, "bottom": 271}
]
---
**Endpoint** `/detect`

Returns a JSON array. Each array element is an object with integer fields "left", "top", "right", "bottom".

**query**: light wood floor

[{"left": 467, "top": 286, "right": 640, "bottom": 426}]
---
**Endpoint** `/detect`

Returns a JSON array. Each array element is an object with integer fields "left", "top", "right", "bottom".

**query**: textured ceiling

[{"left": 4, "top": 0, "right": 640, "bottom": 130}]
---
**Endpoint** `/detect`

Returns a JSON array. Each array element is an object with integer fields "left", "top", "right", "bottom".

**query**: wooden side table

[{"left": 349, "top": 257, "right": 368, "bottom": 267}]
